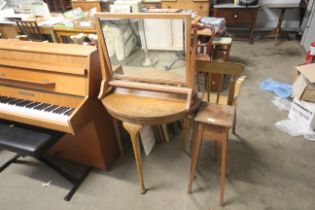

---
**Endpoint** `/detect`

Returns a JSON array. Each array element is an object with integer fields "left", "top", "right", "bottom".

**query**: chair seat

[
  {"left": 196, "top": 54, "right": 211, "bottom": 61},
  {"left": 194, "top": 102, "right": 235, "bottom": 128},
  {"left": 212, "top": 37, "right": 232, "bottom": 45},
  {"left": 0, "top": 120, "right": 63, "bottom": 157}
]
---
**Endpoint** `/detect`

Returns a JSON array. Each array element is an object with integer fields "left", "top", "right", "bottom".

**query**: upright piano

[{"left": 0, "top": 39, "right": 119, "bottom": 169}]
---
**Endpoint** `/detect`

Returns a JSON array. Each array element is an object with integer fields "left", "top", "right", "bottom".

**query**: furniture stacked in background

[
  {"left": 213, "top": 0, "right": 259, "bottom": 44},
  {"left": 71, "top": 0, "right": 103, "bottom": 11},
  {"left": 0, "top": 0, "right": 212, "bottom": 43},
  {"left": 45, "top": 0, "right": 112, "bottom": 13},
  {"left": 44, "top": 0, "right": 72, "bottom": 13},
  {"left": 161, "top": 0, "right": 210, "bottom": 16},
  {"left": 15, "top": 19, "right": 49, "bottom": 41}
]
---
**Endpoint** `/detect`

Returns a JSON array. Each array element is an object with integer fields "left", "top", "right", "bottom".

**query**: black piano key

[
  {"left": 8, "top": 99, "right": 19, "bottom": 105},
  {"left": 35, "top": 103, "right": 50, "bottom": 110},
  {"left": 44, "top": 105, "right": 59, "bottom": 112},
  {"left": 15, "top": 100, "right": 27, "bottom": 106},
  {"left": 2, "top": 97, "right": 16, "bottom": 103},
  {"left": 64, "top": 108, "right": 74, "bottom": 116},
  {"left": 58, "top": 107, "right": 69, "bottom": 114},
  {"left": 16, "top": 100, "right": 31, "bottom": 107},
  {"left": 59, "top": 107, "right": 70, "bottom": 114},
  {"left": 40, "top": 104, "right": 52, "bottom": 110},
  {"left": 33, "top": 103, "right": 44, "bottom": 110},
  {"left": 10, "top": 99, "right": 24, "bottom": 105},
  {"left": 53, "top": 107, "right": 67, "bottom": 114},
  {"left": 26, "top": 102, "right": 41, "bottom": 108},
  {"left": 20, "top": 101, "right": 34, "bottom": 107},
  {"left": 32, "top": 103, "right": 44, "bottom": 109},
  {"left": 0, "top": 96, "right": 9, "bottom": 102},
  {"left": 52, "top": 107, "right": 64, "bottom": 113}
]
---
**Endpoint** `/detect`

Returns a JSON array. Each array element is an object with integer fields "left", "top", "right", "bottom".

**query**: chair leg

[
  {"left": 220, "top": 133, "right": 228, "bottom": 207},
  {"left": 188, "top": 123, "right": 204, "bottom": 194},
  {"left": 0, "top": 154, "right": 20, "bottom": 173},
  {"left": 224, "top": 45, "right": 231, "bottom": 61},
  {"left": 225, "top": 130, "right": 229, "bottom": 177}
]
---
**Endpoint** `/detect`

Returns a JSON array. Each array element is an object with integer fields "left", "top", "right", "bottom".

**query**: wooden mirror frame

[{"left": 95, "top": 13, "right": 194, "bottom": 95}]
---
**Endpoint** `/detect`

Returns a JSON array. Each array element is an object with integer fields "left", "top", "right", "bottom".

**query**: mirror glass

[{"left": 99, "top": 16, "right": 188, "bottom": 85}]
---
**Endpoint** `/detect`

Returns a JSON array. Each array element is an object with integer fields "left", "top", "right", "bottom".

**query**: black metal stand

[
  {"left": 0, "top": 154, "right": 20, "bottom": 173},
  {"left": 0, "top": 155, "right": 91, "bottom": 201}
]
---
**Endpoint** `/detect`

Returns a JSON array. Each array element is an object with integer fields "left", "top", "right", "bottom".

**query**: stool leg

[
  {"left": 188, "top": 123, "right": 203, "bottom": 194},
  {"left": 123, "top": 122, "right": 146, "bottom": 194},
  {"left": 225, "top": 130, "right": 229, "bottom": 177},
  {"left": 224, "top": 45, "right": 231, "bottom": 61},
  {"left": 220, "top": 133, "right": 228, "bottom": 207},
  {"left": 232, "top": 110, "right": 237, "bottom": 135}
]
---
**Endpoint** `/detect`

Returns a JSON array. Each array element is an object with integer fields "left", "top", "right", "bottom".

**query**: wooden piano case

[{"left": 0, "top": 40, "right": 119, "bottom": 169}]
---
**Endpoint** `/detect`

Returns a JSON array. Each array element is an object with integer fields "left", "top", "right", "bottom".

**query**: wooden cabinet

[
  {"left": 0, "top": 24, "right": 18, "bottom": 39},
  {"left": 71, "top": 0, "right": 102, "bottom": 11},
  {"left": 214, "top": 3, "right": 259, "bottom": 43},
  {"left": 215, "top": 8, "right": 258, "bottom": 25},
  {"left": 71, "top": 0, "right": 115, "bottom": 12},
  {"left": 161, "top": 0, "right": 210, "bottom": 17}
]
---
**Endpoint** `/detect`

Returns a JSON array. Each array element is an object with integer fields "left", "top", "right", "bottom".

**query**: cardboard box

[
  {"left": 289, "top": 98, "right": 315, "bottom": 129},
  {"left": 294, "top": 64, "right": 315, "bottom": 102}
]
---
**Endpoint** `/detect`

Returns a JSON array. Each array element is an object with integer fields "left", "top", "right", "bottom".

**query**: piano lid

[{"left": 0, "top": 39, "right": 97, "bottom": 57}]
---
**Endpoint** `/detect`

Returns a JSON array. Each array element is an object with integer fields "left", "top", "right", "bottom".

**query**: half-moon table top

[{"left": 102, "top": 92, "right": 201, "bottom": 125}]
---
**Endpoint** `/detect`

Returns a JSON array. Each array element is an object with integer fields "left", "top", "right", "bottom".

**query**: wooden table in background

[
  {"left": 262, "top": 3, "right": 300, "bottom": 46},
  {"left": 213, "top": 3, "right": 260, "bottom": 44},
  {"left": 53, "top": 26, "right": 96, "bottom": 43},
  {"left": 0, "top": 22, "right": 58, "bottom": 42}
]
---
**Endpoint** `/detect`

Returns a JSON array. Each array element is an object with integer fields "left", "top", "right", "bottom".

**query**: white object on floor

[
  {"left": 42, "top": 180, "right": 52, "bottom": 187},
  {"left": 139, "top": 126, "right": 156, "bottom": 156},
  {"left": 275, "top": 119, "right": 315, "bottom": 141},
  {"left": 271, "top": 96, "right": 291, "bottom": 111}
]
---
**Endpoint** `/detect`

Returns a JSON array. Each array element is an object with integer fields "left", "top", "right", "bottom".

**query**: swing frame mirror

[{"left": 95, "top": 13, "right": 193, "bottom": 89}]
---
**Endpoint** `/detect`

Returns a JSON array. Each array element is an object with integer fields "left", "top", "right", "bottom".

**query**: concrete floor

[{"left": 1, "top": 39, "right": 315, "bottom": 210}]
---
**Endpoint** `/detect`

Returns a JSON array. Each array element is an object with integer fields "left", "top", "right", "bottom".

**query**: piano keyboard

[{"left": 0, "top": 96, "right": 75, "bottom": 123}]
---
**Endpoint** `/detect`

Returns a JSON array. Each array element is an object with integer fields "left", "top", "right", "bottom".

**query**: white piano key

[{"left": 0, "top": 100, "right": 70, "bottom": 124}]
